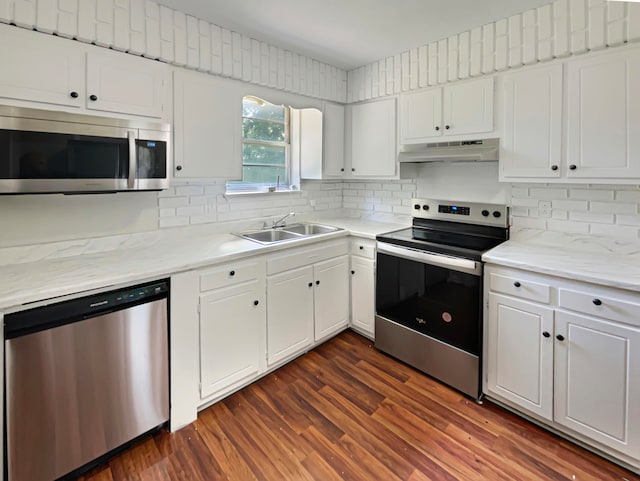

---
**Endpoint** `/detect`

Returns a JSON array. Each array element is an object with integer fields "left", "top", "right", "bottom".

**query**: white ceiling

[{"left": 154, "top": 0, "right": 553, "bottom": 70}]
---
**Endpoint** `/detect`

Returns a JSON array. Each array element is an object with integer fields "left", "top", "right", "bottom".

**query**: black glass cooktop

[{"left": 377, "top": 218, "right": 509, "bottom": 261}]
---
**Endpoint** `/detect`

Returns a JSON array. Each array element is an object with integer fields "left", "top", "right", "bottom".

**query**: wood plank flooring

[{"left": 79, "top": 330, "right": 640, "bottom": 481}]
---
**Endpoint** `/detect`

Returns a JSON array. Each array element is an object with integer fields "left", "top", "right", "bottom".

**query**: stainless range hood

[{"left": 398, "top": 138, "right": 499, "bottom": 163}]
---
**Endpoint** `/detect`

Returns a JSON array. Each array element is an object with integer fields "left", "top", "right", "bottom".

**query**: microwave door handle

[{"left": 127, "top": 130, "right": 137, "bottom": 189}]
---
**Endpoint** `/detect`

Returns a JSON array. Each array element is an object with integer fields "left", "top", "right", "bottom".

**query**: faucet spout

[{"left": 271, "top": 212, "right": 295, "bottom": 228}]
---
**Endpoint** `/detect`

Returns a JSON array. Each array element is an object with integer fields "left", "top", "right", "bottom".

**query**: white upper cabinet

[
  {"left": 0, "top": 24, "right": 84, "bottom": 109},
  {"left": 322, "top": 102, "right": 346, "bottom": 177},
  {"left": 399, "top": 77, "right": 494, "bottom": 144},
  {"left": 173, "top": 70, "right": 242, "bottom": 179},
  {"left": 86, "top": 50, "right": 166, "bottom": 118},
  {"left": 500, "top": 63, "right": 563, "bottom": 180},
  {"left": 295, "top": 107, "right": 324, "bottom": 180},
  {"left": 0, "top": 24, "right": 168, "bottom": 119},
  {"left": 400, "top": 88, "right": 442, "bottom": 143},
  {"left": 350, "top": 97, "right": 397, "bottom": 177},
  {"left": 567, "top": 46, "right": 640, "bottom": 179}
]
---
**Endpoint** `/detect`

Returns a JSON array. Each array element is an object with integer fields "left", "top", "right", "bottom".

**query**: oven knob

[
  {"left": 422, "top": 205, "right": 429, "bottom": 211},
  {"left": 481, "top": 210, "right": 490, "bottom": 217},
  {"left": 414, "top": 204, "right": 420, "bottom": 210},
  {"left": 492, "top": 211, "right": 502, "bottom": 218}
]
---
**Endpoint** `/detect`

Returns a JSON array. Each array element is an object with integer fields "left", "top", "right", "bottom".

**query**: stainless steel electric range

[{"left": 375, "top": 198, "right": 509, "bottom": 400}]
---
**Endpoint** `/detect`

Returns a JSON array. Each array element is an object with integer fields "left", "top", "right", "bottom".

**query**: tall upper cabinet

[
  {"left": 349, "top": 97, "right": 397, "bottom": 177},
  {"left": 499, "top": 63, "right": 563, "bottom": 180},
  {"left": 566, "top": 47, "right": 640, "bottom": 179},
  {"left": 0, "top": 24, "right": 169, "bottom": 120}
]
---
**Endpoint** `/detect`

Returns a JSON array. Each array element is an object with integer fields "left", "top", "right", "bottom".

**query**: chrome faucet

[{"left": 270, "top": 212, "right": 295, "bottom": 228}]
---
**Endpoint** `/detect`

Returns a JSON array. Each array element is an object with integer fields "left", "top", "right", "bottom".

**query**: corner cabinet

[
  {"left": 399, "top": 77, "right": 494, "bottom": 143},
  {"left": 173, "top": 70, "right": 243, "bottom": 179},
  {"left": 349, "top": 98, "right": 397, "bottom": 177},
  {"left": 0, "top": 24, "right": 168, "bottom": 119},
  {"left": 485, "top": 265, "right": 640, "bottom": 468},
  {"left": 322, "top": 102, "right": 346, "bottom": 177}
]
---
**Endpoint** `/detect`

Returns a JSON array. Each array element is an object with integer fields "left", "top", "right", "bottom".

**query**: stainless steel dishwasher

[{"left": 4, "top": 279, "right": 170, "bottom": 481}]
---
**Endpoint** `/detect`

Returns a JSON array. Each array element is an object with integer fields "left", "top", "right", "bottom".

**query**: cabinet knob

[
  {"left": 308, "top": 282, "right": 313, "bottom": 287},
  {"left": 359, "top": 246, "right": 364, "bottom": 250},
  {"left": 89, "top": 94, "right": 98, "bottom": 101},
  {"left": 176, "top": 165, "right": 183, "bottom": 171},
  {"left": 556, "top": 334, "right": 565, "bottom": 341},
  {"left": 542, "top": 331, "right": 551, "bottom": 338},
  {"left": 513, "top": 281, "right": 521, "bottom": 288},
  {"left": 569, "top": 164, "right": 577, "bottom": 170},
  {"left": 445, "top": 125, "right": 450, "bottom": 130},
  {"left": 69, "top": 91, "right": 79, "bottom": 98},
  {"left": 340, "top": 168, "right": 344, "bottom": 172},
  {"left": 351, "top": 168, "right": 355, "bottom": 172},
  {"left": 551, "top": 165, "right": 558, "bottom": 171},
  {"left": 316, "top": 280, "right": 320, "bottom": 285},
  {"left": 253, "top": 300, "right": 259, "bottom": 306},
  {"left": 435, "top": 126, "right": 440, "bottom": 131},
  {"left": 229, "top": 270, "right": 235, "bottom": 276},
  {"left": 592, "top": 298, "right": 602, "bottom": 306},
  {"left": 351, "top": 270, "right": 355, "bottom": 275}
]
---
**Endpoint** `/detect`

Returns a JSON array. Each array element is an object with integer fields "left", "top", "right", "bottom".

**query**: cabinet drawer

[
  {"left": 200, "top": 260, "right": 260, "bottom": 291},
  {"left": 350, "top": 238, "right": 376, "bottom": 259},
  {"left": 489, "top": 273, "right": 551, "bottom": 304},
  {"left": 558, "top": 288, "right": 640, "bottom": 326},
  {"left": 267, "top": 240, "right": 348, "bottom": 275}
]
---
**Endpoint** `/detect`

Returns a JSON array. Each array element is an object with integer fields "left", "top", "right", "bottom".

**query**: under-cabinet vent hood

[{"left": 398, "top": 138, "right": 499, "bottom": 163}]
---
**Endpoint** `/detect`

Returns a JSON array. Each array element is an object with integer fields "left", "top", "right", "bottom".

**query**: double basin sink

[{"left": 236, "top": 223, "right": 343, "bottom": 244}]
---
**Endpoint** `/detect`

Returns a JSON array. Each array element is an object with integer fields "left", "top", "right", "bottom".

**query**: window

[{"left": 227, "top": 96, "right": 294, "bottom": 193}]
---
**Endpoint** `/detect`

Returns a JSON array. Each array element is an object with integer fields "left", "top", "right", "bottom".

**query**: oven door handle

[{"left": 376, "top": 242, "right": 482, "bottom": 276}]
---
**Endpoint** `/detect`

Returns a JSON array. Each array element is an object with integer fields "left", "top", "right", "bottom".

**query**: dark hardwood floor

[{"left": 79, "top": 330, "right": 640, "bottom": 481}]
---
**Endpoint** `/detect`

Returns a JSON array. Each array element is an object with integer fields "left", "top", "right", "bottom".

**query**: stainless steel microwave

[{"left": 0, "top": 106, "right": 170, "bottom": 194}]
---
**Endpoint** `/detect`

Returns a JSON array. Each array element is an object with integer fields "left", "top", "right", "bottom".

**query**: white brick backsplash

[
  {"left": 159, "top": 216, "right": 189, "bottom": 228},
  {"left": 511, "top": 183, "right": 640, "bottom": 240},
  {"left": 176, "top": 205, "right": 205, "bottom": 217},
  {"left": 569, "top": 188, "right": 615, "bottom": 201},
  {"left": 158, "top": 196, "right": 189, "bottom": 208},
  {"left": 174, "top": 185, "right": 204, "bottom": 196}
]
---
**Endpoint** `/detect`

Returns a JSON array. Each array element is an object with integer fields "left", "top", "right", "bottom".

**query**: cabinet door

[
  {"left": 487, "top": 293, "right": 554, "bottom": 420},
  {"left": 267, "top": 266, "right": 314, "bottom": 366},
  {"left": 399, "top": 88, "right": 442, "bottom": 143},
  {"left": 443, "top": 77, "right": 494, "bottom": 137},
  {"left": 297, "top": 108, "right": 323, "bottom": 179},
  {"left": 199, "top": 281, "right": 264, "bottom": 399},
  {"left": 314, "top": 256, "right": 349, "bottom": 341},
  {"left": 567, "top": 48, "right": 640, "bottom": 178},
  {"left": 500, "top": 64, "right": 563, "bottom": 179},
  {"left": 554, "top": 310, "right": 640, "bottom": 458},
  {"left": 173, "top": 70, "right": 242, "bottom": 179},
  {"left": 323, "top": 102, "right": 345, "bottom": 177},
  {"left": 350, "top": 98, "right": 397, "bottom": 177},
  {"left": 86, "top": 49, "right": 167, "bottom": 118},
  {"left": 0, "top": 24, "right": 84, "bottom": 108},
  {"left": 350, "top": 256, "right": 375, "bottom": 338}
]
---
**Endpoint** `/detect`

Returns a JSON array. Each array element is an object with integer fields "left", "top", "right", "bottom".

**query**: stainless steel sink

[
  {"left": 282, "top": 223, "right": 341, "bottom": 235},
  {"left": 239, "top": 229, "right": 303, "bottom": 244},
  {"left": 235, "top": 222, "right": 343, "bottom": 244}
]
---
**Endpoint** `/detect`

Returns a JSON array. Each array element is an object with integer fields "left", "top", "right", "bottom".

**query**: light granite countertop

[
  {"left": 483, "top": 229, "right": 640, "bottom": 292},
  {"left": 0, "top": 217, "right": 406, "bottom": 311}
]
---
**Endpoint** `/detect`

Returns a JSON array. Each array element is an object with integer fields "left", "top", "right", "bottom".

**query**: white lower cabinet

[
  {"left": 485, "top": 265, "right": 640, "bottom": 468},
  {"left": 266, "top": 240, "right": 349, "bottom": 366},
  {"left": 554, "top": 310, "right": 640, "bottom": 459},
  {"left": 197, "top": 258, "right": 266, "bottom": 403},
  {"left": 349, "top": 238, "right": 376, "bottom": 339},
  {"left": 266, "top": 265, "right": 315, "bottom": 366},
  {"left": 487, "top": 293, "right": 554, "bottom": 420}
]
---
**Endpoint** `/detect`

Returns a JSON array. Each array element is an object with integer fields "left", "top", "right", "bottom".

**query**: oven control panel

[{"left": 412, "top": 198, "right": 509, "bottom": 228}]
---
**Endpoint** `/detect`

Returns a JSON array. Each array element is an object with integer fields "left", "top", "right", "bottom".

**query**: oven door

[{"left": 375, "top": 242, "right": 482, "bottom": 355}]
